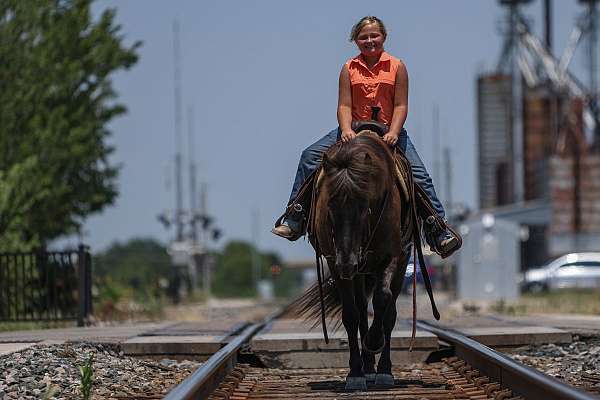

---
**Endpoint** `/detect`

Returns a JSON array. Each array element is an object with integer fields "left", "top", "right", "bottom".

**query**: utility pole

[
  {"left": 496, "top": 0, "right": 531, "bottom": 202},
  {"left": 200, "top": 183, "right": 208, "bottom": 242},
  {"left": 497, "top": 0, "right": 532, "bottom": 203},
  {"left": 172, "top": 21, "right": 184, "bottom": 242},
  {"left": 199, "top": 183, "right": 211, "bottom": 298},
  {"left": 157, "top": 21, "right": 222, "bottom": 303},
  {"left": 443, "top": 147, "right": 453, "bottom": 214},
  {"left": 580, "top": 0, "right": 599, "bottom": 126},
  {"left": 188, "top": 106, "right": 198, "bottom": 242},
  {"left": 432, "top": 105, "right": 441, "bottom": 187},
  {"left": 187, "top": 106, "right": 199, "bottom": 291},
  {"left": 510, "top": 1, "right": 525, "bottom": 204},
  {"left": 544, "top": 0, "right": 553, "bottom": 54},
  {"left": 581, "top": 0, "right": 598, "bottom": 99}
]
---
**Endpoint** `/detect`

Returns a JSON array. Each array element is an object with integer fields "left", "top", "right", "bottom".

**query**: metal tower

[
  {"left": 158, "top": 21, "right": 222, "bottom": 300},
  {"left": 172, "top": 21, "right": 184, "bottom": 242},
  {"left": 497, "top": 0, "right": 533, "bottom": 203},
  {"left": 187, "top": 106, "right": 198, "bottom": 243},
  {"left": 578, "top": 0, "right": 599, "bottom": 146}
]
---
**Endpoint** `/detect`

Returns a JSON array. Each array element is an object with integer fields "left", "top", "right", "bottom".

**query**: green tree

[
  {"left": 94, "top": 238, "right": 171, "bottom": 300},
  {"left": 212, "top": 240, "right": 299, "bottom": 298},
  {"left": 212, "top": 241, "right": 256, "bottom": 297},
  {"left": 0, "top": 0, "right": 140, "bottom": 249}
]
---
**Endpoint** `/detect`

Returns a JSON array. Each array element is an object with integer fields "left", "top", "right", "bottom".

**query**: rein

[
  {"left": 308, "top": 167, "right": 330, "bottom": 344},
  {"left": 396, "top": 146, "right": 440, "bottom": 349}
]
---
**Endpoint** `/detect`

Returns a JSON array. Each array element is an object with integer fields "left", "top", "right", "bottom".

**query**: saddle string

[
  {"left": 394, "top": 146, "right": 442, "bottom": 310},
  {"left": 393, "top": 146, "right": 441, "bottom": 350},
  {"left": 399, "top": 145, "right": 418, "bottom": 351},
  {"left": 309, "top": 166, "right": 329, "bottom": 344},
  {"left": 410, "top": 241, "right": 417, "bottom": 351},
  {"left": 315, "top": 251, "right": 329, "bottom": 344}
]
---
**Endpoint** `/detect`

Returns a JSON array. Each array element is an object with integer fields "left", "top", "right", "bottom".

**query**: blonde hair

[{"left": 349, "top": 16, "right": 387, "bottom": 42}]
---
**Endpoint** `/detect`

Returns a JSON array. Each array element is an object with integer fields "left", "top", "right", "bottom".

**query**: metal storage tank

[
  {"left": 477, "top": 74, "right": 514, "bottom": 208},
  {"left": 457, "top": 214, "right": 520, "bottom": 300},
  {"left": 523, "top": 87, "right": 558, "bottom": 201}
]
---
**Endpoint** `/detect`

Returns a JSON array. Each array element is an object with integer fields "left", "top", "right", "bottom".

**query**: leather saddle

[{"left": 352, "top": 106, "right": 389, "bottom": 136}]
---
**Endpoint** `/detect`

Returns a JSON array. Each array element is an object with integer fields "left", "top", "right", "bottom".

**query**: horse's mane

[{"left": 323, "top": 132, "right": 395, "bottom": 202}]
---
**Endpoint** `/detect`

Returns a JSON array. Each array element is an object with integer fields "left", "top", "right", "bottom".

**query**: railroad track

[
  {"left": 163, "top": 313, "right": 599, "bottom": 400},
  {"left": 163, "top": 309, "right": 283, "bottom": 400}
]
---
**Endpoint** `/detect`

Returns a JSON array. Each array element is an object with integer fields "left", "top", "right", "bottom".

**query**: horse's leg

[
  {"left": 376, "top": 255, "right": 408, "bottom": 386},
  {"left": 336, "top": 278, "right": 366, "bottom": 391},
  {"left": 355, "top": 275, "right": 375, "bottom": 381},
  {"left": 364, "top": 258, "right": 396, "bottom": 354}
]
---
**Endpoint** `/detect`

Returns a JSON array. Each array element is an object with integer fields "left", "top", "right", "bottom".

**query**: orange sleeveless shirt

[{"left": 345, "top": 51, "right": 400, "bottom": 126}]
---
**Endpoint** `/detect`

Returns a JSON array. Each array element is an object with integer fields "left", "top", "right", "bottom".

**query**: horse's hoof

[
  {"left": 363, "top": 336, "right": 386, "bottom": 354},
  {"left": 375, "top": 373, "right": 394, "bottom": 386},
  {"left": 365, "top": 373, "right": 377, "bottom": 383},
  {"left": 345, "top": 376, "right": 367, "bottom": 391}
]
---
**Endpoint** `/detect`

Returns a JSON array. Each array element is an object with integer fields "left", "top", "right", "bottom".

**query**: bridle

[
  {"left": 326, "top": 189, "right": 389, "bottom": 275},
  {"left": 357, "top": 189, "right": 389, "bottom": 273}
]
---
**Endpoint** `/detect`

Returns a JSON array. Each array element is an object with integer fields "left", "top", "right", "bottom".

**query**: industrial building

[{"left": 477, "top": 0, "right": 600, "bottom": 267}]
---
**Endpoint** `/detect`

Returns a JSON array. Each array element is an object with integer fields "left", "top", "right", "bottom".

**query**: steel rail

[
  {"left": 163, "top": 309, "right": 282, "bottom": 400},
  {"left": 417, "top": 320, "right": 598, "bottom": 400}
]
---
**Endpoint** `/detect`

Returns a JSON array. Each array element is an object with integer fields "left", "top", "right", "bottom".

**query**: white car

[{"left": 522, "top": 253, "right": 600, "bottom": 292}]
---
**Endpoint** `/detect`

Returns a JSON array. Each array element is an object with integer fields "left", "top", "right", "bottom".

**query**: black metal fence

[{"left": 0, "top": 245, "right": 92, "bottom": 326}]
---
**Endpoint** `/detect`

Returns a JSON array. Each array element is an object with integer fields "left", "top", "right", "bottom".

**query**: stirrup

[
  {"left": 424, "top": 216, "right": 461, "bottom": 258},
  {"left": 272, "top": 203, "right": 305, "bottom": 241},
  {"left": 271, "top": 224, "right": 302, "bottom": 241}
]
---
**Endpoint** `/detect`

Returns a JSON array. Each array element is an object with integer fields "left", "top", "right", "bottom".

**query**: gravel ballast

[
  {"left": 0, "top": 342, "right": 200, "bottom": 399},
  {"left": 509, "top": 335, "right": 600, "bottom": 395}
]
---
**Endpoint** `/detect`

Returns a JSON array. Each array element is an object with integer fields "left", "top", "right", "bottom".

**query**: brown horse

[{"left": 293, "top": 131, "right": 416, "bottom": 391}]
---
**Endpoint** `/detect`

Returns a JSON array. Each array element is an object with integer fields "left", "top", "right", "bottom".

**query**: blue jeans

[{"left": 286, "top": 127, "right": 445, "bottom": 227}]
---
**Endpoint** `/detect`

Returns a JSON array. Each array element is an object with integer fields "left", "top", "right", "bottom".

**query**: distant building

[
  {"left": 549, "top": 153, "right": 600, "bottom": 256},
  {"left": 457, "top": 214, "right": 520, "bottom": 300},
  {"left": 477, "top": 74, "right": 514, "bottom": 208},
  {"left": 477, "top": 73, "right": 600, "bottom": 267}
]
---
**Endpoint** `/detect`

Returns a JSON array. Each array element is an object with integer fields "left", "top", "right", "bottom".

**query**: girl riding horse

[{"left": 272, "top": 16, "right": 459, "bottom": 257}]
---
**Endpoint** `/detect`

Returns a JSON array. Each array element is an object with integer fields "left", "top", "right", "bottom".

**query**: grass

[
  {"left": 42, "top": 385, "right": 58, "bottom": 400},
  {"left": 492, "top": 289, "right": 600, "bottom": 315},
  {"left": 79, "top": 352, "right": 94, "bottom": 400},
  {"left": 94, "top": 296, "right": 166, "bottom": 322}
]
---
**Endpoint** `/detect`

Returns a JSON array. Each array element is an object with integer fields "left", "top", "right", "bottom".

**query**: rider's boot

[
  {"left": 423, "top": 215, "right": 461, "bottom": 258},
  {"left": 271, "top": 204, "right": 304, "bottom": 241},
  {"left": 412, "top": 183, "right": 462, "bottom": 258},
  {"left": 271, "top": 221, "right": 302, "bottom": 241}
]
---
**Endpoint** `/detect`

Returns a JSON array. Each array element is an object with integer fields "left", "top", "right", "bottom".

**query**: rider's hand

[
  {"left": 341, "top": 129, "right": 357, "bottom": 143},
  {"left": 382, "top": 132, "right": 399, "bottom": 147}
]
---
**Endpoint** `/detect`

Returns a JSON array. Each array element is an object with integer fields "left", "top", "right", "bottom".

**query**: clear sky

[{"left": 75, "top": 0, "right": 591, "bottom": 261}]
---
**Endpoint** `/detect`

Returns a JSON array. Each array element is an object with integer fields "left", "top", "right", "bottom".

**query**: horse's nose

[
  {"left": 336, "top": 250, "right": 359, "bottom": 279},
  {"left": 338, "top": 264, "right": 357, "bottom": 280},
  {"left": 336, "top": 249, "right": 358, "bottom": 265},
  {"left": 341, "top": 272, "right": 356, "bottom": 280}
]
